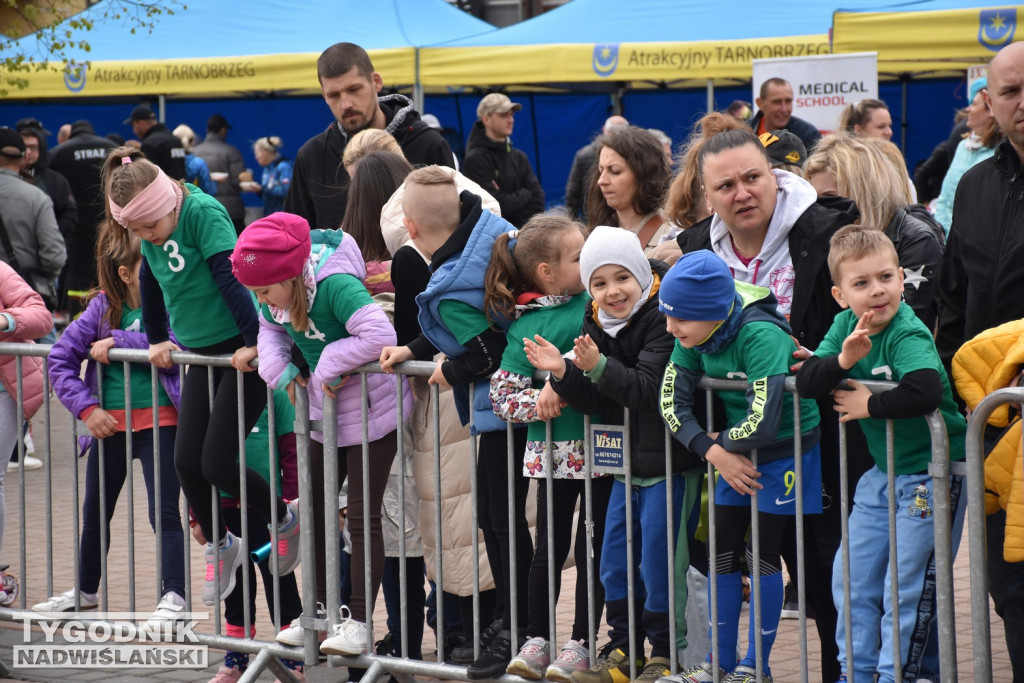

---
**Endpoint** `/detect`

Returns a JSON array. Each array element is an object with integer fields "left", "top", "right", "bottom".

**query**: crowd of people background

[{"left": 0, "top": 34, "right": 1022, "bottom": 683}]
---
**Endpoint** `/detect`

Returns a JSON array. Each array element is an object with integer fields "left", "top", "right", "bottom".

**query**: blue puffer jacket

[{"left": 417, "top": 191, "right": 514, "bottom": 433}]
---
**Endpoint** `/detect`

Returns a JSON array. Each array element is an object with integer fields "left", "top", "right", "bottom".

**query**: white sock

[
  {"left": 277, "top": 506, "right": 293, "bottom": 529},
  {"left": 81, "top": 591, "right": 97, "bottom": 602}
]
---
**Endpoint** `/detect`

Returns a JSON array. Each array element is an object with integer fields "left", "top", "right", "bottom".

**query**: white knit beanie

[{"left": 580, "top": 226, "right": 654, "bottom": 294}]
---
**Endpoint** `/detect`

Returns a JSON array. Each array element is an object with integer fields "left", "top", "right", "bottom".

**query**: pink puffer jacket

[{"left": 0, "top": 262, "right": 51, "bottom": 419}]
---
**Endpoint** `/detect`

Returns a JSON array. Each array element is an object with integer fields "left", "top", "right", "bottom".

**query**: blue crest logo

[
  {"left": 978, "top": 8, "right": 1016, "bottom": 52},
  {"left": 592, "top": 44, "right": 619, "bottom": 78},
  {"left": 64, "top": 61, "right": 87, "bottom": 93}
]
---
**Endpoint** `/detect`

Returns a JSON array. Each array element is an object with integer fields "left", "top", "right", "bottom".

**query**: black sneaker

[
  {"left": 375, "top": 631, "right": 399, "bottom": 656},
  {"left": 781, "top": 582, "right": 799, "bottom": 619},
  {"left": 452, "top": 619, "right": 502, "bottom": 664},
  {"left": 466, "top": 629, "right": 520, "bottom": 680}
]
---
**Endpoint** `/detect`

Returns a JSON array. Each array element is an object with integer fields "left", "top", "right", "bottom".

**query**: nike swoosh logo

[
  {"left": 775, "top": 497, "right": 795, "bottom": 505},
  {"left": 761, "top": 629, "right": 777, "bottom": 636}
]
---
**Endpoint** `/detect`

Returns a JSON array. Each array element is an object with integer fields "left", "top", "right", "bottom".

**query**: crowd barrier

[{"left": 0, "top": 340, "right": 1000, "bottom": 683}]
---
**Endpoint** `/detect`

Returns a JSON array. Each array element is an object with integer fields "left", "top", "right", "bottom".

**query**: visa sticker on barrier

[{"left": 591, "top": 424, "right": 627, "bottom": 475}]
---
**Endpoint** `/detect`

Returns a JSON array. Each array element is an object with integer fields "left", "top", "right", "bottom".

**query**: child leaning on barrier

[
  {"left": 230, "top": 212, "right": 411, "bottom": 658},
  {"left": 796, "top": 226, "right": 967, "bottom": 683},
  {"left": 525, "top": 226, "right": 704, "bottom": 683},
  {"left": 40, "top": 224, "right": 186, "bottom": 626},
  {"left": 0, "top": 261, "right": 52, "bottom": 606},
  {"left": 486, "top": 214, "right": 613, "bottom": 682},
  {"left": 102, "top": 147, "right": 298, "bottom": 609},
  {"left": 661, "top": 250, "right": 822, "bottom": 683},
  {"left": 197, "top": 388, "right": 304, "bottom": 683},
  {"left": 400, "top": 166, "right": 532, "bottom": 680}
]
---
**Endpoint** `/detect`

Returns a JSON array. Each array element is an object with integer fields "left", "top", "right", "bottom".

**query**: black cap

[
  {"left": 0, "top": 127, "right": 26, "bottom": 158},
  {"left": 760, "top": 129, "right": 807, "bottom": 168},
  {"left": 70, "top": 119, "right": 95, "bottom": 136},
  {"left": 15, "top": 117, "right": 51, "bottom": 137},
  {"left": 207, "top": 113, "right": 231, "bottom": 132},
  {"left": 123, "top": 104, "right": 156, "bottom": 125}
]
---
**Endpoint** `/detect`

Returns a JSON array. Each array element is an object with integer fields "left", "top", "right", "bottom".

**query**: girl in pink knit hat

[
  {"left": 232, "top": 213, "right": 412, "bottom": 658},
  {"left": 102, "top": 147, "right": 299, "bottom": 613}
]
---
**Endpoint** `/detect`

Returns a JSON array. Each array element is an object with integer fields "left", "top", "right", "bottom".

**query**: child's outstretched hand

[
  {"left": 706, "top": 443, "right": 762, "bottom": 495},
  {"left": 524, "top": 335, "right": 567, "bottom": 379},
  {"left": 285, "top": 375, "right": 308, "bottom": 406},
  {"left": 380, "top": 346, "right": 413, "bottom": 374},
  {"left": 838, "top": 312, "right": 874, "bottom": 370},
  {"left": 231, "top": 345, "right": 258, "bottom": 373},
  {"left": 833, "top": 379, "right": 872, "bottom": 422},
  {"left": 84, "top": 407, "right": 118, "bottom": 439},
  {"left": 89, "top": 337, "right": 116, "bottom": 365},
  {"left": 572, "top": 335, "right": 600, "bottom": 372},
  {"left": 535, "top": 382, "right": 567, "bottom": 421},
  {"left": 148, "top": 340, "right": 180, "bottom": 369},
  {"left": 428, "top": 358, "right": 451, "bottom": 388}
]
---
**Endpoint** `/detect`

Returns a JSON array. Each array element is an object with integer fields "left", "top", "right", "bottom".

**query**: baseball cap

[
  {"left": 123, "top": 104, "right": 156, "bottom": 125},
  {"left": 207, "top": 114, "right": 231, "bottom": 132},
  {"left": 16, "top": 117, "right": 51, "bottom": 137},
  {"left": 0, "top": 127, "right": 26, "bottom": 158},
  {"left": 421, "top": 113, "right": 442, "bottom": 131},
  {"left": 760, "top": 129, "right": 807, "bottom": 168},
  {"left": 477, "top": 93, "right": 522, "bottom": 119}
]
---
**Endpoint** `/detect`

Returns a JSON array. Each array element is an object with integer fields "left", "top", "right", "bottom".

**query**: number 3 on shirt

[{"left": 163, "top": 240, "right": 185, "bottom": 273}]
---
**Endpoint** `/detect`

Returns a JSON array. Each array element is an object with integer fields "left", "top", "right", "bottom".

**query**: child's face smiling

[
  {"left": 831, "top": 251, "right": 904, "bottom": 334},
  {"left": 588, "top": 264, "right": 642, "bottom": 319},
  {"left": 247, "top": 280, "right": 294, "bottom": 310},
  {"left": 664, "top": 316, "right": 721, "bottom": 348},
  {"left": 126, "top": 212, "right": 176, "bottom": 246}
]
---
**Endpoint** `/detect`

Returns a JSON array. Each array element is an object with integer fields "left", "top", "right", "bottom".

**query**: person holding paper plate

[{"left": 247, "top": 136, "right": 293, "bottom": 217}]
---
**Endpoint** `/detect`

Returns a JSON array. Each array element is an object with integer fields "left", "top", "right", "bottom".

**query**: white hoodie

[{"left": 708, "top": 169, "right": 818, "bottom": 318}]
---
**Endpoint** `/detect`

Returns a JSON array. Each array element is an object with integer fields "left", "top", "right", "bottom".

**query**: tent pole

[
  {"left": 413, "top": 47, "right": 424, "bottom": 113},
  {"left": 612, "top": 87, "right": 623, "bottom": 116},
  {"left": 900, "top": 74, "right": 908, "bottom": 153},
  {"left": 158, "top": 94, "right": 166, "bottom": 123},
  {"left": 706, "top": 79, "right": 714, "bottom": 114}
]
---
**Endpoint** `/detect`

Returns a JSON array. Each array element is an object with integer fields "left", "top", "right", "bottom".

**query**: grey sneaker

[
  {"left": 545, "top": 640, "right": 591, "bottom": 682},
  {"left": 678, "top": 661, "right": 729, "bottom": 683},
  {"left": 270, "top": 500, "right": 300, "bottom": 576},
  {"left": 202, "top": 531, "right": 244, "bottom": 605},
  {"left": 722, "top": 665, "right": 772, "bottom": 683},
  {"left": 506, "top": 636, "right": 550, "bottom": 679}
]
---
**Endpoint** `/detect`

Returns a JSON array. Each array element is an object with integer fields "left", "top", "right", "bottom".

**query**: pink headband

[{"left": 109, "top": 169, "right": 178, "bottom": 229}]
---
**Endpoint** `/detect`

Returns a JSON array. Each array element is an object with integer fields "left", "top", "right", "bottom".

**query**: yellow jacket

[{"left": 952, "top": 318, "right": 1024, "bottom": 562}]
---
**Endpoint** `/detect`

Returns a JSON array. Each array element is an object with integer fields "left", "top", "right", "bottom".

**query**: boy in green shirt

[{"left": 796, "top": 226, "right": 966, "bottom": 683}]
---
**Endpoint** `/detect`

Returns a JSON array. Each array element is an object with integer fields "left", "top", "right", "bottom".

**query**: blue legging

[{"left": 80, "top": 427, "right": 185, "bottom": 597}]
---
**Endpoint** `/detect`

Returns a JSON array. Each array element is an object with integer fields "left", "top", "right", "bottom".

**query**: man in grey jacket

[{"left": 192, "top": 114, "right": 246, "bottom": 234}]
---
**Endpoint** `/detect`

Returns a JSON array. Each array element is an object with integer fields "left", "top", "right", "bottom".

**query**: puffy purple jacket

[{"left": 49, "top": 292, "right": 182, "bottom": 455}]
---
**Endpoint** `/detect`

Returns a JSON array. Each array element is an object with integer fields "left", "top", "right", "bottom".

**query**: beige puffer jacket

[{"left": 380, "top": 168, "right": 501, "bottom": 259}]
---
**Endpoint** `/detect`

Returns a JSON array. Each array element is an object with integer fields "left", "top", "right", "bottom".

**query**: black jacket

[
  {"left": 140, "top": 123, "right": 186, "bottom": 180},
  {"left": 22, "top": 168, "right": 77, "bottom": 242},
  {"left": 463, "top": 121, "right": 545, "bottom": 228},
  {"left": 913, "top": 121, "right": 969, "bottom": 203},
  {"left": 549, "top": 260, "right": 702, "bottom": 477},
  {"left": 748, "top": 111, "right": 822, "bottom": 152},
  {"left": 677, "top": 195, "right": 859, "bottom": 350},
  {"left": 285, "top": 94, "right": 454, "bottom": 231},
  {"left": 936, "top": 138, "right": 1024, "bottom": 367},
  {"left": 886, "top": 205, "right": 945, "bottom": 330}
]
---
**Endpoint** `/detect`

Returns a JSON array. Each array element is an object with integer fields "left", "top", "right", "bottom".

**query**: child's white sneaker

[{"left": 319, "top": 605, "right": 368, "bottom": 656}]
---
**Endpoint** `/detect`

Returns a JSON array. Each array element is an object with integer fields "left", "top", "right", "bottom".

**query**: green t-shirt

[
  {"left": 501, "top": 295, "right": 589, "bottom": 442},
  {"left": 813, "top": 303, "right": 966, "bottom": 473},
  {"left": 101, "top": 306, "right": 173, "bottom": 410},
  {"left": 141, "top": 189, "right": 240, "bottom": 349},
  {"left": 259, "top": 272, "right": 374, "bottom": 372},
  {"left": 670, "top": 319, "right": 819, "bottom": 443},
  {"left": 437, "top": 300, "right": 491, "bottom": 345},
  {"left": 222, "top": 388, "right": 295, "bottom": 498}
]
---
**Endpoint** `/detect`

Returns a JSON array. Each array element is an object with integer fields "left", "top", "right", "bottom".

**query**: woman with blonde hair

[
  {"left": 838, "top": 98, "right": 893, "bottom": 141},
  {"left": 804, "top": 133, "right": 944, "bottom": 328},
  {"left": 251, "top": 136, "right": 292, "bottom": 216},
  {"left": 342, "top": 129, "right": 403, "bottom": 176},
  {"left": 171, "top": 124, "right": 216, "bottom": 195}
]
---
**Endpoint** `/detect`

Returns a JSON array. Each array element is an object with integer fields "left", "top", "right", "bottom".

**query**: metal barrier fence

[{"left": 0, "top": 340, "right": 1000, "bottom": 682}]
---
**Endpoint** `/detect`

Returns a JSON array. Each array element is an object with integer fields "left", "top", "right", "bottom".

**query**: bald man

[
  {"left": 936, "top": 40, "right": 1024, "bottom": 681},
  {"left": 564, "top": 115, "right": 629, "bottom": 220}
]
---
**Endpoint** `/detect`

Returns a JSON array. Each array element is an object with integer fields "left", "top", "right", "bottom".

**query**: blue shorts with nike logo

[{"left": 715, "top": 442, "right": 822, "bottom": 515}]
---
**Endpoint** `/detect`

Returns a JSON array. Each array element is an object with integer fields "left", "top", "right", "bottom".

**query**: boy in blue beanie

[{"left": 660, "top": 250, "right": 822, "bottom": 683}]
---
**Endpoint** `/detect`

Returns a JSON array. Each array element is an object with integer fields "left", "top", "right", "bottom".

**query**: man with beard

[{"left": 284, "top": 42, "right": 454, "bottom": 231}]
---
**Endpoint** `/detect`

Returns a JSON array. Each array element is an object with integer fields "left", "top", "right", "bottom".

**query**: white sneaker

[
  {"left": 276, "top": 602, "right": 326, "bottom": 646},
  {"left": 320, "top": 605, "right": 368, "bottom": 656},
  {"left": 145, "top": 591, "right": 185, "bottom": 632},
  {"left": 8, "top": 455, "right": 43, "bottom": 472},
  {"left": 33, "top": 588, "right": 98, "bottom": 613}
]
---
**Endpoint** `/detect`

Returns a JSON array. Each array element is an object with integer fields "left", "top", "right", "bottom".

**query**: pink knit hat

[{"left": 231, "top": 212, "right": 312, "bottom": 287}]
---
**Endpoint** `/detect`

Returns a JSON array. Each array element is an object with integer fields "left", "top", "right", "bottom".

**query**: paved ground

[{"left": 0, "top": 395, "right": 1011, "bottom": 681}]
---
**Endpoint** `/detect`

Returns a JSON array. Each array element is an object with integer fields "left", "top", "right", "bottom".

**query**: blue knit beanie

[
  {"left": 659, "top": 250, "right": 736, "bottom": 321},
  {"left": 969, "top": 77, "right": 987, "bottom": 103}
]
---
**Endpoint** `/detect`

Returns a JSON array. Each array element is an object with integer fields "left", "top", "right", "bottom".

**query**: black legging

[
  {"left": 173, "top": 336, "right": 281, "bottom": 541},
  {"left": 527, "top": 476, "right": 613, "bottom": 643},
  {"left": 477, "top": 428, "right": 532, "bottom": 630},
  {"left": 713, "top": 505, "right": 788, "bottom": 576}
]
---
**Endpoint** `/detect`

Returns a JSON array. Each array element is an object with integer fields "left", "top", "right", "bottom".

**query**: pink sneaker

[
  {"left": 207, "top": 665, "right": 243, "bottom": 682},
  {"left": 545, "top": 640, "right": 591, "bottom": 682}
]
